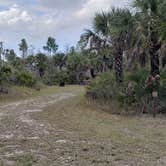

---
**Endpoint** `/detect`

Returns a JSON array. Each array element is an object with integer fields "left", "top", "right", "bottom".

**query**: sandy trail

[{"left": 0, "top": 92, "right": 78, "bottom": 166}]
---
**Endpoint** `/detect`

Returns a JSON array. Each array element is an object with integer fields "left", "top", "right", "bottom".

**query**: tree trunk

[
  {"left": 102, "top": 61, "right": 107, "bottom": 73},
  {"left": 90, "top": 68, "right": 95, "bottom": 78},
  {"left": 39, "top": 68, "right": 44, "bottom": 78},
  {"left": 115, "top": 49, "right": 123, "bottom": 83},
  {"left": 139, "top": 51, "right": 146, "bottom": 68},
  {"left": 76, "top": 72, "right": 81, "bottom": 84},
  {"left": 59, "top": 64, "right": 63, "bottom": 71},
  {"left": 150, "top": 31, "right": 161, "bottom": 76}
]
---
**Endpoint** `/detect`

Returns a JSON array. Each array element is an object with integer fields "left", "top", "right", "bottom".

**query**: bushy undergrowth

[
  {"left": 87, "top": 70, "right": 166, "bottom": 114},
  {"left": 43, "top": 70, "right": 70, "bottom": 86},
  {"left": 0, "top": 64, "right": 39, "bottom": 89},
  {"left": 16, "top": 72, "right": 37, "bottom": 87},
  {"left": 0, "top": 65, "right": 12, "bottom": 85},
  {"left": 87, "top": 72, "right": 118, "bottom": 99}
]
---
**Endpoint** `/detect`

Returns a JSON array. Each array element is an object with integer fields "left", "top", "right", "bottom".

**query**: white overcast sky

[{"left": 0, "top": 0, "right": 131, "bottom": 54}]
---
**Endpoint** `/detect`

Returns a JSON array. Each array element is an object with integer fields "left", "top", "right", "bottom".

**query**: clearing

[{"left": 0, "top": 85, "right": 166, "bottom": 166}]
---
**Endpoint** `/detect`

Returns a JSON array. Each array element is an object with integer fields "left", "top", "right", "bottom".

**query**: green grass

[
  {"left": 16, "top": 155, "right": 37, "bottom": 166},
  {"left": 0, "top": 155, "right": 37, "bottom": 166},
  {"left": 0, "top": 85, "right": 83, "bottom": 105}
]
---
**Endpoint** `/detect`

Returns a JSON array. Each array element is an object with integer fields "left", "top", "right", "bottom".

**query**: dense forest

[{"left": 0, "top": 0, "right": 166, "bottom": 115}]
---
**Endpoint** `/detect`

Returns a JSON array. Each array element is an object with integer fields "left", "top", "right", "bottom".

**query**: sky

[{"left": 0, "top": 0, "right": 131, "bottom": 55}]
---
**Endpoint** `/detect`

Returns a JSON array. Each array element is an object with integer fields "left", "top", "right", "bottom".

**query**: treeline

[{"left": 0, "top": 36, "right": 113, "bottom": 89}]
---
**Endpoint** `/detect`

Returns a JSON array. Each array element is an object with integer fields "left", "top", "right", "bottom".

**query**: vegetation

[
  {"left": 87, "top": 70, "right": 166, "bottom": 113},
  {"left": 0, "top": 1, "right": 166, "bottom": 165},
  {"left": 85, "top": 0, "right": 166, "bottom": 115},
  {"left": 0, "top": 0, "right": 165, "bottom": 115}
]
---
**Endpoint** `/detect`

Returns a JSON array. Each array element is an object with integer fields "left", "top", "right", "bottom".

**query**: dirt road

[
  {"left": 0, "top": 91, "right": 80, "bottom": 165},
  {"left": 0, "top": 86, "right": 166, "bottom": 166}
]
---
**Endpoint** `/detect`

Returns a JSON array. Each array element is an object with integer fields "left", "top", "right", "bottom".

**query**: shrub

[
  {"left": 87, "top": 72, "right": 118, "bottom": 100},
  {"left": 87, "top": 70, "right": 166, "bottom": 114},
  {"left": 118, "top": 69, "right": 151, "bottom": 112},
  {"left": 0, "top": 65, "right": 12, "bottom": 85},
  {"left": 16, "top": 72, "right": 37, "bottom": 87},
  {"left": 43, "top": 70, "right": 69, "bottom": 86},
  {"left": 123, "top": 70, "right": 166, "bottom": 113}
]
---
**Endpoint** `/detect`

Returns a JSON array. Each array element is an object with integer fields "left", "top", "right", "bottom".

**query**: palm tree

[
  {"left": 35, "top": 53, "right": 48, "bottom": 78},
  {"left": 52, "top": 53, "right": 67, "bottom": 71},
  {"left": 107, "top": 8, "right": 134, "bottom": 82},
  {"left": 78, "top": 29, "right": 109, "bottom": 74},
  {"left": 93, "top": 11, "right": 110, "bottom": 44},
  {"left": 79, "top": 9, "right": 134, "bottom": 82},
  {"left": 78, "top": 29, "right": 103, "bottom": 50},
  {"left": 93, "top": 12, "right": 113, "bottom": 73},
  {"left": 78, "top": 12, "right": 112, "bottom": 74},
  {"left": 133, "top": 0, "right": 164, "bottom": 76},
  {"left": 67, "top": 49, "right": 89, "bottom": 84}
]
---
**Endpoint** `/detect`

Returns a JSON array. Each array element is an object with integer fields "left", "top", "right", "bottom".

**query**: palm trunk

[
  {"left": 150, "top": 31, "right": 161, "bottom": 76},
  {"left": 114, "top": 37, "right": 123, "bottom": 83},
  {"left": 115, "top": 49, "right": 123, "bottom": 83}
]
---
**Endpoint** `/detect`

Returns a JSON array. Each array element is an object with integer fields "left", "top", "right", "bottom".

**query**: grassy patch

[
  {"left": 0, "top": 85, "right": 83, "bottom": 105},
  {"left": 16, "top": 155, "right": 37, "bottom": 166},
  {"left": 0, "top": 161, "right": 3, "bottom": 166}
]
